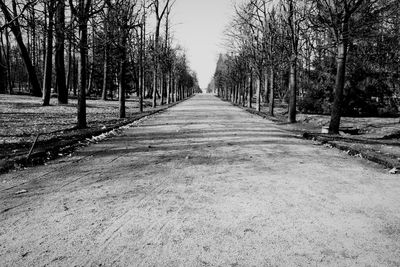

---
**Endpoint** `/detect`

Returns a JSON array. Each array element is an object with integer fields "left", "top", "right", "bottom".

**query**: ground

[
  {"left": 245, "top": 103, "right": 400, "bottom": 169},
  {"left": 1, "top": 94, "right": 399, "bottom": 266},
  {"left": 0, "top": 94, "right": 173, "bottom": 172}
]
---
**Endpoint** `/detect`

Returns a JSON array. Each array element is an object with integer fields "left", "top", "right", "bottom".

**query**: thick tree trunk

[
  {"left": 329, "top": 39, "right": 348, "bottom": 134},
  {"left": 42, "top": 4, "right": 54, "bottom": 106},
  {"left": 288, "top": 56, "right": 297, "bottom": 123},
  {"left": 56, "top": 0, "right": 67, "bottom": 104}
]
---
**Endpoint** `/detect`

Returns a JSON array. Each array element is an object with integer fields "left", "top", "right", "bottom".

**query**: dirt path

[{"left": 1, "top": 94, "right": 399, "bottom": 266}]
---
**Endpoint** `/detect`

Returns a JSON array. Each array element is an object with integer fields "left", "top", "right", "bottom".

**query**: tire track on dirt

[
  {"left": 72, "top": 174, "right": 174, "bottom": 266},
  {"left": 111, "top": 174, "right": 198, "bottom": 266},
  {"left": 0, "top": 116, "right": 156, "bottom": 195}
]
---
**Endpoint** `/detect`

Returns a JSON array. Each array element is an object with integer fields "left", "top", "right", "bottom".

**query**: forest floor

[
  {"left": 0, "top": 94, "right": 179, "bottom": 173},
  {"left": 244, "top": 103, "right": 400, "bottom": 171},
  {"left": 1, "top": 94, "right": 399, "bottom": 266}
]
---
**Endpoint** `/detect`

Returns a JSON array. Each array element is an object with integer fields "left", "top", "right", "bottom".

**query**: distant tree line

[
  {"left": 0, "top": 0, "right": 200, "bottom": 128},
  {"left": 210, "top": 0, "right": 399, "bottom": 134}
]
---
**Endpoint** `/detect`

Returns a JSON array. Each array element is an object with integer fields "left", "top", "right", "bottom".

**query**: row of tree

[
  {"left": 210, "top": 0, "right": 399, "bottom": 134},
  {"left": 0, "top": 0, "right": 200, "bottom": 128}
]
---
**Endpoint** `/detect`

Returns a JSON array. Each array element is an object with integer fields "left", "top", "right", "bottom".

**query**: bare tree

[
  {"left": 151, "top": 0, "right": 170, "bottom": 108},
  {"left": 312, "top": 0, "right": 378, "bottom": 133},
  {"left": 280, "top": 0, "right": 307, "bottom": 123},
  {"left": 55, "top": 0, "right": 67, "bottom": 104},
  {"left": 0, "top": 0, "right": 42, "bottom": 97},
  {"left": 69, "top": 0, "right": 93, "bottom": 128},
  {"left": 42, "top": 0, "right": 56, "bottom": 106}
]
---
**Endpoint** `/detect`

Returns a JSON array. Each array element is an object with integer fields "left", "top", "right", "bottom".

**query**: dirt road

[{"left": 1, "top": 94, "right": 399, "bottom": 266}]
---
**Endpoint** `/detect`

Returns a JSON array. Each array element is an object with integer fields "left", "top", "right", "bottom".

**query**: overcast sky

[{"left": 171, "top": 0, "right": 238, "bottom": 89}]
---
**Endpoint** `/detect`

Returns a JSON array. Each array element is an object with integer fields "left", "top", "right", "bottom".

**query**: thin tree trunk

[
  {"left": 101, "top": 48, "right": 108, "bottom": 100},
  {"left": 87, "top": 21, "right": 95, "bottom": 96},
  {"left": 139, "top": 22, "right": 144, "bottom": 112},
  {"left": 56, "top": 0, "right": 67, "bottom": 104},
  {"left": 166, "top": 73, "right": 170, "bottom": 104},
  {"left": 256, "top": 72, "right": 261, "bottom": 112},
  {"left": 248, "top": 72, "right": 253, "bottom": 108},
  {"left": 269, "top": 68, "right": 275, "bottom": 116},
  {"left": 66, "top": 22, "right": 73, "bottom": 92},
  {"left": 77, "top": 21, "right": 88, "bottom": 128},
  {"left": 42, "top": 3, "right": 54, "bottom": 106},
  {"left": 119, "top": 61, "right": 127, "bottom": 118},
  {"left": 288, "top": 56, "right": 297, "bottom": 122},
  {"left": 119, "top": 31, "right": 128, "bottom": 119},
  {"left": 153, "top": 27, "right": 160, "bottom": 108},
  {"left": 0, "top": 32, "right": 6, "bottom": 93},
  {"left": 287, "top": 0, "right": 298, "bottom": 123},
  {"left": 161, "top": 75, "right": 165, "bottom": 105},
  {"left": 5, "top": 29, "right": 12, "bottom": 93}
]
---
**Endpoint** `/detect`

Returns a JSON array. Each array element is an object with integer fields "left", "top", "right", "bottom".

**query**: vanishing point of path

[{"left": 1, "top": 94, "right": 399, "bottom": 266}]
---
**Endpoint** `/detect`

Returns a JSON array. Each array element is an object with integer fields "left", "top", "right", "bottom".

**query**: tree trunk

[
  {"left": 101, "top": 6, "right": 109, "bottom": 101},
  {"left": 5, "top": 29, "right": 12, "bottom": 93},
  {"left": 288, "top": 55, "right": 297, "bottom": 123},
  {"left": 269, "top": 68, "right": 275, "bottom": 116},
  {"left": 153, "top": 20, "right": 161, "bottom": 108},
  {"left": 0, "top": 36, "right": 6, "bottom": 93},
  {"left": 0, "top": 0, "right": 42, "bottom": 96},
  {"left": 77, "top": 21, "right": 88, "bottom": 129},
  {"left": 55, "top": 0, "right": 67, "bottom": 104},
  {"left": 42, "top": 3, "right": 54, "bottom": 106},
  {"left": 256, "top": 72, "right": 261, "bottom": 112},
  {"left": 101, "top": 47, "right": 108, "bottom": 100},
  {"left": 166, "top": 73, "right": 171, "bottom": 104},
  {"left": 119, "top": 60, "right": 127, "bottom": 118},
  {"left": 139, "top": 25, "right": 144, "bottom": 112},
  {"left": 119, "top": 29, "right": 128, "bottom": 119},
  {"left": 329, "top": 38, "right": 348, "bottom": 134},
  {"left": 161, "top": 75, "right": 165, "bottom": 105},
  {"left": 66, "top": 28, "right": 73, "bottom": 92},
  {"left": 264, "top": 69, "right": 269, "bottom": 103},
  {"left": 248, "top": 72, "right": 253, "bottom": 108}
]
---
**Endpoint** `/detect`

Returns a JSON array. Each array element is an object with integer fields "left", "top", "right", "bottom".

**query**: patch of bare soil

[
  {"left": 0, "top": 94, "right": 178, "bottom": 173},
  {"left": 241, "top": 103, "right": 400, "bottom": 170},
  {"left": 1, "top": 94, "right": 400, "bottom": 266}
]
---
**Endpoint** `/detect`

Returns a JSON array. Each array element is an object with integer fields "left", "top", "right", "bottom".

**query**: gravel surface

[{"left": 1, "top": 94, "right": 399, "bottom": 266}]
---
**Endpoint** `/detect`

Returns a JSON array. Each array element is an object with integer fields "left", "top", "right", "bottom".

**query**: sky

[{"left": 170, "top": 0, "right": 238, "bottom": 89}]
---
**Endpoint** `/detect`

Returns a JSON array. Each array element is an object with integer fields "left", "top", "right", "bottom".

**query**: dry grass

[{"left": 0, "top": 94, "right": 152, "bottom": 145}]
